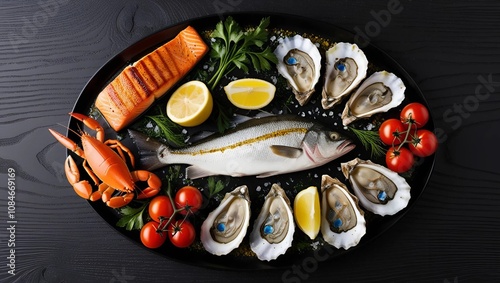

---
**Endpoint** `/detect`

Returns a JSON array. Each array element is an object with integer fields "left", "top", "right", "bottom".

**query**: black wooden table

[{"left": 1, "top": 1, "right": 499, "bottom": 282}]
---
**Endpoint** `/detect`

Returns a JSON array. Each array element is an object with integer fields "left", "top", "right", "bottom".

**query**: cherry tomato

[
  {"left": 140, "top": 221, "right": 167, "bottom": 249},
  {"left": 168, "top": 220, "right": 196, "bottom": 248},
  {"left": 378, "top": 119, "right": 409, "bottom": 145},
  {"left": 386, "top": 147, "right": 414, "bottom": 173},
  {"left": 408, "top": 129, "right": 438, "bottom": 157},
  {"left": 175, "top": 186, "right": 203, "bottom": 215},
  {"left": 149, "top": 195, "right": 174, "bottom": 223},
  {"left": 400, "top": 102, "right": 429, "bottom": 129}
]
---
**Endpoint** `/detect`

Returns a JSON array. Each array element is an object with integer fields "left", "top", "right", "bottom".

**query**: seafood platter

[{"left": 52, "top": 14, "right": 435, "bottom": 269}]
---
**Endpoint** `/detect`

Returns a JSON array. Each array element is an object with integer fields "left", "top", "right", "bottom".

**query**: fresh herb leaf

[
  {"left": 116, "top": 203, "right": 148, "bottom": 231},
  {"left": 214, "top": 100, "right": 232, "bottom": 133},
  {"left": 207, "top": 176, "right": 225, "bottom": 199},
  {"left": 207, "top": 16, "right": 277, "bottom": 90},
  {"left": 147, "top": 114, "right": 186, "bottom": 147},
  {"left": 162, "top": 165, "right": 183, "bottom": 195},
  {"left": 349, "top": 127, "right": 386, "bottom": 158}
]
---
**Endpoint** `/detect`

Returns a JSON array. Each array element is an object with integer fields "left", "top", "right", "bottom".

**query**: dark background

[{"left": 1, "top": 0, "right": 499, "bottom": 282}]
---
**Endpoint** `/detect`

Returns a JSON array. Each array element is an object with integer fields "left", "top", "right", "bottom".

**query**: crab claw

[
  {"left": 65, "top": 156, "right": 101, "bottom": 200},
  {"left": 49, "top": 129, "right": 84, "bottom": 158},
  {"left": 97, "top": 184, "right": 134, "bottom": 208},
  {"left": 64, "top": 156, "right": 80, "bottom": 185},
  {"left": 69, "top": 113, "right": 104, "bottom": 142},
  {"left": 106, "top": 193, "right": 134, "bottom": 208},
  {"left": 132, "top": 170, "right": 161, "bottom": 199}
]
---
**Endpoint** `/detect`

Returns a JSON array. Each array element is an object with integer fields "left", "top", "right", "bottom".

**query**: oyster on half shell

[
  {"left": 341, "top": 158, "right": 411, "bottom": 216},
  {"left": 341, "top": 71, "right": 405, "bottom": 125},
  {"left": 320, "top": 175, "right": 366, "bottom": 249},
  {"left": 274, "top": 35, "right": 322, "bottom": 106},
  {"left": 250, "top": 184, "right": 295, "bottom": 261},
  {"left": 200, "top": 185, "right": 251, "bottom": 256},
  {"left": 322, "top": 42, "right": 368, "bottom": 109}
]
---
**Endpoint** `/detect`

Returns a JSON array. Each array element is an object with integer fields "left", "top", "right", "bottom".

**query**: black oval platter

[{"left": 65, "top": 13, "right": 435, "bottom": 270}]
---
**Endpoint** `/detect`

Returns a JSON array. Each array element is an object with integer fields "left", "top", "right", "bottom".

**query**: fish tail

[{"left": 128, "top": 130, "right": 168, "bottom": 171}]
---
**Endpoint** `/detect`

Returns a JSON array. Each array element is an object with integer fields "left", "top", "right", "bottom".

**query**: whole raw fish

[{"left": 129, "top": 115, "right": 355, "bottom": 179}]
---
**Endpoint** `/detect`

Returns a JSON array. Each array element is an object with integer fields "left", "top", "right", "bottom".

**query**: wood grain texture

[{"left": 1, "top": 0, "right": 499, "bottom": 282}]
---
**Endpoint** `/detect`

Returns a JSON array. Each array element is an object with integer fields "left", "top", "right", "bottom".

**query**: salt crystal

[{"left": 271, "top": 76, "right": 277, "bottom": 84}]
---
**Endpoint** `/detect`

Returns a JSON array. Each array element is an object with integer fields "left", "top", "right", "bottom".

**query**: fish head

[{"left": 303, "top": 126, "right": 356, "bottom": 164}]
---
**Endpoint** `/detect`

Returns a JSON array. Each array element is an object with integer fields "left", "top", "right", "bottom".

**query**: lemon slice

[
  {"left": 166, "top": 80, "right": 213, "bottom": 127},
  {"left": 223, "top": 78, "right": 276, "bottom": 109},
  {"left": 293, "top": 186, "right": 321, "bottom": 240}
]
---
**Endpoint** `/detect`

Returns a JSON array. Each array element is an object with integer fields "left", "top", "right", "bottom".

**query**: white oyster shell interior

[
  {"left": 250, "top": 184, "right": 295, "bottom": 261},
  {"left": 274, "top": 35, "right": 322, "bottom": 106},
  {"left": 341, "top": 158, "right": 411, "bottom": 216},
  {"left": 341, "top": 71, "right": 406, "bottom": 125},
  {"left": 322, "top": 42, "right": 368, "bottom": 109},
  {"left": 320, "top": 175, "right": 366, "bottom": 249},
  {"left": 200, "top": 185, "right": 251, "bottom": 256}
]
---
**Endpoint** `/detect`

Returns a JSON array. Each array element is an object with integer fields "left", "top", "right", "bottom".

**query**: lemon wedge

[
  {"left": 293, "top": 186, "right": 321, "bottom": 240},
  {"left": 166, "top": 80, "right": 213, "bottom": 127},
  {"left": 223, "top": 78, "right": 276, "bottom": 109}
]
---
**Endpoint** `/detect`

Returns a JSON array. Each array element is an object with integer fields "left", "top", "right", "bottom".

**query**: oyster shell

[
  {"left": 274, "top": 35, "right": 322, "bottom": 106},
  {"left": 341, "top": 158, "right": 411, "bottom": 216},
  {"left": 320, "top": 175, "right": 366, "bottom": 249},
  {"left": 200, "top": 185, "right": 251, "bottom": 256},
  {"left": 322, "top": 42, "right": 368, "bottom": 109},
  {"left": 341, "top": 71, "right": 405, "bottom": 125},
  {"left": 250, "top": 184, "right": 295, "bottom": 261}
]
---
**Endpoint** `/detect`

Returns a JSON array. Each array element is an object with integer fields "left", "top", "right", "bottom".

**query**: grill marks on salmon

[{"left": 95, "top": 26, "right": 208, "bottom": 131}]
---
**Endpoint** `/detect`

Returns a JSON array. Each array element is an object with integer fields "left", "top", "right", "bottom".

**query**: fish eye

[{"left": 329, "top": 132, "right": 340, "bottom": 141}]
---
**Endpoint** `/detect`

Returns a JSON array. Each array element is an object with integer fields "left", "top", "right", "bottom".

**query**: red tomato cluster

[
  {"left": 140, "top": 186, "right": 203, "bottom": 249},
  {"left": 379, "top": 103, "right": 438, "bottom": 173}
]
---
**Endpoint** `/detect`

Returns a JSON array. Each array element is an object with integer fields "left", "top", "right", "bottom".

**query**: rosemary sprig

[{"left": 349, "top": 127, "right": 386, "bottom": 158}]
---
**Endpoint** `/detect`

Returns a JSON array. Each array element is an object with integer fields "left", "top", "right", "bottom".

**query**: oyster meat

[
  {"left": 341, "top": 71, "right": 405, "bottom": 125},
  {"left": 320, "top": 175, "right": 366, "bottom": 249},
  {"left": 200, "top": 185, "right": 251, "bottom": 256},
  {"left": 341, "top": 158, "right": 411, "bottom": 216},
  {"left": 322, "top": 42, "right": 368, "bottom": 109},
  {"left": 274, "top": 35, "right": 322, "bottom": 106},
  {"left": 250, "top": 184, "right": 295, "bottom": 261}
]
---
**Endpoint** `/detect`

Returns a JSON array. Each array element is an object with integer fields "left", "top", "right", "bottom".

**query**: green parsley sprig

[
  {"left": 116, "top": 203, "right": 147, "bottom": 231},
  {"left": 207, "top": 16, "right": 277, "bottom": 90},
  {"left": 207, "top": 176, "right": 225, "bottom": 199}
]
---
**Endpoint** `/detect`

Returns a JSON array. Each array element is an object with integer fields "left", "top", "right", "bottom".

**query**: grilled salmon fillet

[{"left": 95, "top": 26, "right": 208, "bottom": 131}]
